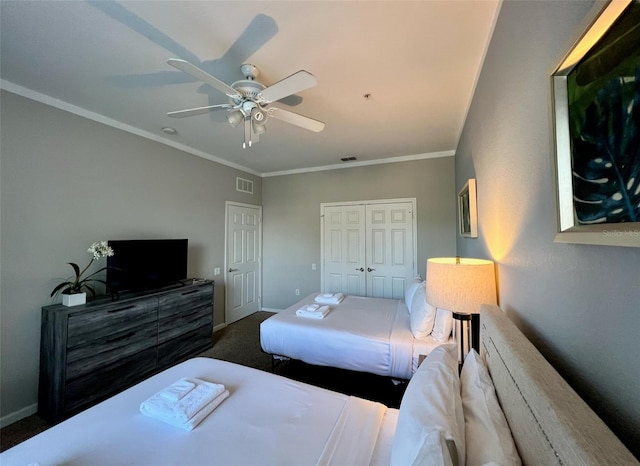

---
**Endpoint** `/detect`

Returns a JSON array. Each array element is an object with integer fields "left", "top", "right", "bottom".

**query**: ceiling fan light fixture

[
  {"left": 228, "top": 110, "right": 244, "bottom": 128},
  {"left": 252, "top": 119, "right": 266, "bottom": 135},
  {"left": 251, "top": 107, "right": 266, "bottom": 122}
]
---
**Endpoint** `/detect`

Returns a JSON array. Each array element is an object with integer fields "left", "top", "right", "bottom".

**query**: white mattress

[
  {"left": 261, "top": 294, "right": 448, "bottom": 379},
  {"left": 2, "top": 358, "right": 396, "bottom": 466}
]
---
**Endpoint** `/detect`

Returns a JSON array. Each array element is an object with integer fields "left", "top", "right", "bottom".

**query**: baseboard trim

[
  {"left": 261, "top": 307, "right": 283, "bottom": 313},
  {"left": 213, "top": 323, "right": 227, "bottom": 333},
  {"left": 1, "top": 403, "right": 38, "bottom": 428}
]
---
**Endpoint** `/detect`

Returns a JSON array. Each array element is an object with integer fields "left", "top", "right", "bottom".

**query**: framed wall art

[
  {"left": 551, "top": 0, "right": 640, "bottom": 247},
  {"left": 458, "top": 178, "right": 478, "bottom": 238}
]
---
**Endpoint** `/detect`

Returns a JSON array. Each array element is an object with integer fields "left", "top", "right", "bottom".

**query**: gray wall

[
  {"left": 0, "top": 91, "right": 261, "bottom": 423},
  {"left": 261, "top": 157, "right": 457, "bottom": 310},
  {"left": 455, "top": 0, "right": 639, "bottom": 456}
]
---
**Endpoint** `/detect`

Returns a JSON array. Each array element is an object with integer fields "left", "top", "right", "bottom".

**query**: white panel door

[
  {"left": 322, "top": 205, "right": 367, "bottom": 295},
  {"left": 226, "top": 203, "right": 261, "bottom": 324},
  {"left": 321, "top": 200, "right": 415, "bottom": 299},
  {"left": 366, "top": 202, "right": 414, "bottom": 299}
]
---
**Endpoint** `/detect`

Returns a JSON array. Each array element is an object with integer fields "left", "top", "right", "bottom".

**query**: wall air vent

[{"left": 236, "top": 177, "right": 254, "bottom": 194}]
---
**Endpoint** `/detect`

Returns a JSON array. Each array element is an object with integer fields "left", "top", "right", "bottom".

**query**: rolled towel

[
  {"left": 296, "top": 305, "right": 331, "bottom": 319},
  {"left": 314, "top": 292, "right": 345, "bottom": 305},
  {"left": 140, "top": 378, "right": 227, "bottom": 429}
]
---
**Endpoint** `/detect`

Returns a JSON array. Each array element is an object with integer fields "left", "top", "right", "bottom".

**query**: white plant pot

[{"left": 62, "top": 292, "right": 86, "bottom": 307}]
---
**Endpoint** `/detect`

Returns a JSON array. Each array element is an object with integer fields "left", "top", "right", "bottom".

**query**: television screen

[{"left": 106, "top": 239, "right": 188, "bottom": 292}]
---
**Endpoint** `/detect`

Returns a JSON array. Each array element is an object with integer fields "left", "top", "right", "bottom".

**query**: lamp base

[
  {"left": 452, "top": 312, "right": 480, "bottom": 369},
  {"left": 471, "top": 313, "right": 480, "bottom": 353},
  {"left": 452, "top": 312, "right": 471, "bottom": 366}
]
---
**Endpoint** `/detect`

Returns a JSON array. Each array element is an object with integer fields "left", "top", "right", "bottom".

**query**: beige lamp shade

[{"left": 426, "top": 257, "right": 497, "bottom": 314}]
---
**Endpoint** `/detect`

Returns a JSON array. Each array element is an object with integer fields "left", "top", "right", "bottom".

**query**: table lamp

[{"left": 426, "top": 257, "right": 497, "bottom": 364}]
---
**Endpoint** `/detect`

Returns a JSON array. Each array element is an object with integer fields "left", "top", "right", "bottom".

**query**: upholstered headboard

[{"left": 480, "top": 304, "right": 637, "bottom": 465}]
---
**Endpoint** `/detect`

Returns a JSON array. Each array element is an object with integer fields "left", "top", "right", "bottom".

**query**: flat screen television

[{"left": 106, "top": 239, "right": 188, "bottom": 293}]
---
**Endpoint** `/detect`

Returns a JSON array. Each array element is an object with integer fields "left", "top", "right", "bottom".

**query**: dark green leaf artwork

[{"left": 568, "top": 1, "right": 640, "bottom": 225}]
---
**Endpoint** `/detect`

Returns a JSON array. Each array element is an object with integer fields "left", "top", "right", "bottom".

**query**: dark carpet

[{"left": 1, "top": 311, "right": 406, "bottom": 452}]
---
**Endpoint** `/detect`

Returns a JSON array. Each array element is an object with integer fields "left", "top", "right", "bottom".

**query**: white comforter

[
  {"left": 1, "top": 358, "right": 393, "bottom": 466},
  {"left": 261, "top": 294, "right": 445, "bottom": 380}
]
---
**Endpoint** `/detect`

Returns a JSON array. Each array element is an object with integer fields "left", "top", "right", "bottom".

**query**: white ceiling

[{"left": 0, "top": 1, "right": 500, "bottom": 176}]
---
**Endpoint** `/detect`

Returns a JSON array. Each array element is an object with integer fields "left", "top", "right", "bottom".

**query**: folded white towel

[
  {"left": 146, "top": 390, "right": 229, "bottom": 431},
  {"left": 299, "top": 304, "right": 320, "bottom": 312},
  {"left": 159, "top": 378, "right": 195, "bottom": 402},
  {"left": 296, "top": 305, "right": 331, "bottom": 319},
  {"left": 140, "top": 378, "right": 228, "bottom": 430},
  {"left": 182, "top": 389, "right": 229, "bottom": 430},
  {"left": 314, "top": 292, "right": 345, "bottom": 305}
]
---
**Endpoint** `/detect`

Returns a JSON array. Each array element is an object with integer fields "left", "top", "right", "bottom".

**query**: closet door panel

[
  {"left": 323, "top": 205, "right": 367, "bottom": 295},
  {"left": 322, "top": 201, "right": 415, "bottom": 298},
  {"left": 365, "top": 202, "right": 415, "bottom": 299}
]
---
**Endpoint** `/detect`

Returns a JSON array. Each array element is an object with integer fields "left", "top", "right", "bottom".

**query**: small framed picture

[{"left": 458, "top": 179, "right": 478, "bottom": 238}]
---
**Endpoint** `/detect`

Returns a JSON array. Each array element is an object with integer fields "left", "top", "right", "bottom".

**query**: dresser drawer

[
  {"left": 157, "top": 325, "right": 213, "bottom": 369},
  {"left": 158, "top": 285, "right": 213, "bottom": 320},
  {"left": 66, "top": 322, "right": 158, "bottom": 380},
  {"left": 67, "top": 297, "right": 158, "bottom": 349},
  {"left": 65, "top": 347, "right": 157, "bottom": 416},
  {"left": 158, "top": 303, "right": 212, "bottom": 343}
]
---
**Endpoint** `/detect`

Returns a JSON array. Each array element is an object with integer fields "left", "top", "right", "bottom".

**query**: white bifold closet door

[{"left": 322, "top": 200, "right": 416, "bottom": 299}]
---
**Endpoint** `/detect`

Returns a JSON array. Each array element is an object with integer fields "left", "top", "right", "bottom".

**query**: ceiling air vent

[{"left": 236, "top": 177, "right": 254, "bottom": 194}]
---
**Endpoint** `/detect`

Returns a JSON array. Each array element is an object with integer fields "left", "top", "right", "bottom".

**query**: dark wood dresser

[{"left": 39, "top": 280, "right": 214, "bottom": 423}]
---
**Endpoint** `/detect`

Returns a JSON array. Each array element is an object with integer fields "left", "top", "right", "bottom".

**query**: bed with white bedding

[
  {"left": 260, "top": 290, "right": 452, "bottom": 380},
  {"left": 2, "top": 304, "right": 636, "bottom": 466},
  {"left": 2, "top": 357, "right": 397, "bottom": 466}
]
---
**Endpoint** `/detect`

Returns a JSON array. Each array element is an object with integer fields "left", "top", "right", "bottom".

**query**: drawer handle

[
  {"left": 106, "top": 331, "right": 136, "bottom": 343},
  {"left": 181, "top": 290, "right": 200, "bottom": 296},
  {"left": 107, "top": 305, "right": 135, "bottom": 313}
]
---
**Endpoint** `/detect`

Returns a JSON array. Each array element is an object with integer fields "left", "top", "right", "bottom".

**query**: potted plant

[{"left": 51, "top": 241, "right": 114, "bottom": 306}]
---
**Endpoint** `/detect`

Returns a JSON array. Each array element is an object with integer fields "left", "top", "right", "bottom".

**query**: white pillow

[
  {"left": 391, "top": 344, "right": 465, "bottom": 466},
  {"left": 410, "top": 286, "right": 436, "bottom": 339},
  {"left": 431, "top": 308, "right": 453, "bottom": 342},
  {"left": 404, "top": 278, "right": 424, "bottom": 314},
  {"left": 461, "top": 350, "right": 521, "bottom": 466},
  {"left": 410, "top": 430, "right": 455, "bottom": 466}
]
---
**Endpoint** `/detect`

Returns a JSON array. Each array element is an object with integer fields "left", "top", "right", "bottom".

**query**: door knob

[
  {"left": 367, "top": 267, "right": 375, "bottom": 272},
  {"left": 228, "top": 268, "right": 238, "bottom": 272},
  {"left": 355, "top": 267, "right": 364, "bottom": 272}
]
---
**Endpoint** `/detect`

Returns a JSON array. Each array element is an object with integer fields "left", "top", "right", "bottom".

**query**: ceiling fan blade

[
  {"left": 259, "top": 70, "right": 317, "bottom": 103},
  {"left": 269, "top": 107, "right": 325, "bottom": 132},
  {"left": 167, "top": 104, "right": 231, "bottom": 118},
  {"left": 167, "top": 58, "right": 239, "bottom": 98}
]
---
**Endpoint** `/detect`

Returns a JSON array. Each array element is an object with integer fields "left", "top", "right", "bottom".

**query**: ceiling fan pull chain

[{"left": 243, "top": 118, "right": 253, "bottom": 149}]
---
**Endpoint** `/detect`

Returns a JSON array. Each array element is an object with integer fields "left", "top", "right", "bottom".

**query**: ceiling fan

[{"left": 166, "top": 58, "right": 325, "bottom": 148}]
